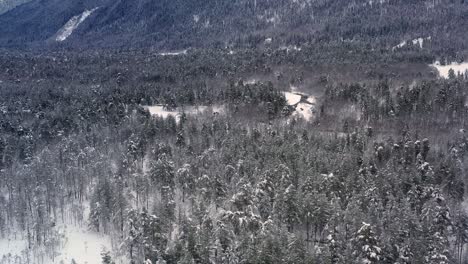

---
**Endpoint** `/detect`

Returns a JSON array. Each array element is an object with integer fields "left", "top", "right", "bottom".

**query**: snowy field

[
  {"left": 0, "top": 202, "right": 119, "bottom": 264},
  {"left": 0, "top": 236, "right": 28, "bottom": 262},
  {"left": 145, "top": 105, "right": 226, "bottom": 121},
  {"left": 0, "top": 226, "right": 113, "bottom": 264},
  {"left": 431, "top": 61, "right": 468, "bottom": 78},
  {"left": 145, "top": 85, "right": 318, "bottom": 122},
  {"left": 284, "top": 86, "right": 317, "bottom": 121},
  {"left": 52, "top": 225, "right": 112, "bottom": 264}
]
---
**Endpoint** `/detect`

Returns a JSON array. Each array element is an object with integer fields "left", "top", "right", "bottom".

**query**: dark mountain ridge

[{"left": 1, "top": 0, "right": 468, "bottom": 54}]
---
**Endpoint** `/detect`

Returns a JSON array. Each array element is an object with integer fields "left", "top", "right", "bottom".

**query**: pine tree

[
  {"left": 123, "top": 209, "right": 142, "bottom": 263},
  {"left": 176, "top": 164, "right": 195, "bottom": 202},
  {"left": 101, "top": 250, "right": 115, "bottom": 264},
  {"left": 275, "top": 184, "right": 299, "bottom": 232},
  {"left": 140, "top": 208, "right": 167, "bottom": 262},
  {"left": 89, "top": 179, "right": 113, "bottom": 232},
  {"left": 421, "top": 196, "right": 452, "bottom": 264},
  {"left": 302, "top": 190, "right": 330, "bottom": 243},
  {"left": 448, "top": 68, "right": 456, "bottom": 79},
  {"left": 149, "top": 154, "right": 175, "bottom": 189},
  {"left": 353, "top": 222, "right": 382, "bottom": 264}
]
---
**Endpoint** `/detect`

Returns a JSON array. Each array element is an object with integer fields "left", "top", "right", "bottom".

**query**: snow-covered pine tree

[
  {"left": 352, "top": 222, "right": 382, "bottom": 264},
  {"left": 101, "top": 249, "right": 115, "bottom": 264}
]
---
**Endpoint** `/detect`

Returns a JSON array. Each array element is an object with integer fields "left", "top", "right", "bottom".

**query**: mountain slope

[
  {"left": 0, "top": 0, "right": 31, "bottom": 14},
  {"left": 1, "top": 0, "right": 468, "bottom": 51},
  {"left": 0, "top": 0, "right": 105, "bottom": 46}
]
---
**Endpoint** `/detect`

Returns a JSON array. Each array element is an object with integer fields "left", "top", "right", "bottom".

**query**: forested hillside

[
  {"left": 0, "top": 47, "right": 467, "bottom": 263},
  {"left": 0, "top": 0, "right": 30, "bottom": 14},
  {"left": 1, "top": 0, "right": 468, "bottom": 54},
  {"left": 1, "top": 0, "right": 468, "bottom": 263}
]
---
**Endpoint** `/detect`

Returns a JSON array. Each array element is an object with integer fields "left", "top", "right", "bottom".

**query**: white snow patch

[
  {"left": 279, "top": 45, "right": 302, "bottom": 53},
  {"left": 52, "top": 225, "right": 111, "bottom": 264},
  {"left": 431, "top": 61, "right": 468, "bottom": 78},
  {"left": 393, "top": 37, "right": 431, "bottom": 50},
  {"left": 266, "top": 14, "right": 280, "bottom": 24},
  {"left": 0, "top": 226, "right": 112, "bottom": 264},
  {"left": 145, "top": 105, "right": 226, "bottom": 121},
  {"left": 412, "top": 37, "right": 424, "bottom": 48},
  {"left": 0, "top": 200, "right": 121, "bottom": 264},
  {"left": 394, "top": 41, "right": 407, "bottom": 49},
  {"left": 284, "top": 92, "right": 302, "bottom": 105},
  {"left": 0, "top": 236, "right": 28, "bottom": 261},
  {"left": 245, "top": 79, "right": 260, "bottom": 85},
  {"left": 146, "top": 106, "right": 180, "bottom": 119},
  {"left": 56, "top": 8, "right": 98, "bottom": 42},
  {"left": 158, "top": 50, "right": 188, "bottom": 56},
  {"left": 367, "top": 0, "right": 387, "bottom": 6},
  {"left": 284, "top": 86, "right": 317, "bottom": 121},
  {"left": 293, "top": 102, "right": 315, "bottom": 121}
]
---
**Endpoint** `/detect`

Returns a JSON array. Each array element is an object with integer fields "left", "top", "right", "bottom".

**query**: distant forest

[{"left": 1, "top": 0, "right": 468, "bottom": 56}]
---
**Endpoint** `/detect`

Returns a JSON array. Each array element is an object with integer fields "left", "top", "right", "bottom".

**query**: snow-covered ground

[
  {"left": 52, "top": 225, "right": 112, "bottom": 264},
  {"left": 145, "top": 105, "right": 226, "bottom": 121},
  {"left": 0, "top": 225, "right": 113, "bottom": 264},
  {"left": 279, "top": 45, "right": 302, "bottom": 53},
  {"left": 146, "top": 106, "right": 181, "bottom": 119},
  {"left": 56, "top": 8, "right": 98, "bottom": 42},
  {"left": 431, "top": 61, "right": 468, "bottom": 78},
  {"left": 284, "top": 91, "right": 302, "bottom": 105},
  {"left": 159, "top": 50, "right": 188, "bottom": 56},
  {"left": 146, "top": 86, "right": 317, "bottom": 122},
  {"left": 293, "top": 101, "right": 316, "bottom": 121},
  {"left": 0, "top": 236, "right": 28, "bottom": 262},
  {"left": 284, "top": 86, "right": 317, "bottom": 121},
  {"left": 0, "top": 201, "right": 119, "bottom": 264},
  {"left": 245, "top": 78, "right": 259, "bottom": 85},
  {"left": 393, "top": 37, "right": 431, "bottom": 50}
]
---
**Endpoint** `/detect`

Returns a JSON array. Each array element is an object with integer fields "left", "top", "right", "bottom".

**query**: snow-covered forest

[{"left": 0, "top": 47, "right": 467, "bottom": 264}]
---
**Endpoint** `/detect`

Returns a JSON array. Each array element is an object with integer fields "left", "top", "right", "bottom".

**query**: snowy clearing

[
  {"left": 293, "top": 102, "right": 315, "bottom": 121},
  {"left": 431, "top": 61, "right": 468, "bottom": 78},
  {"left": 0, "top": 200, "right": 120, "bottom": 264},
  {"left": 0, "top": 226, "right": 113, "bottom": 264},
  {"left": 52, "top": 225, "right": 112, "bottom": 264},
  {"left": 284, "top": 86, "right": 317, "bottom": 121},
  {"left": 56, "top": 8, "right": 98, "bottom": 42},
  {"left": 0, "top": 236, "right": 28, "bottom": 261},
  {"left": 284, "top": 92, "right": 302, "bottom": 105},
  {"left": 146, "top": 106, "right": 180, "bottom": 119},
  {"left": 145, "top": 105, "right": 226, "bottom": 121}
]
